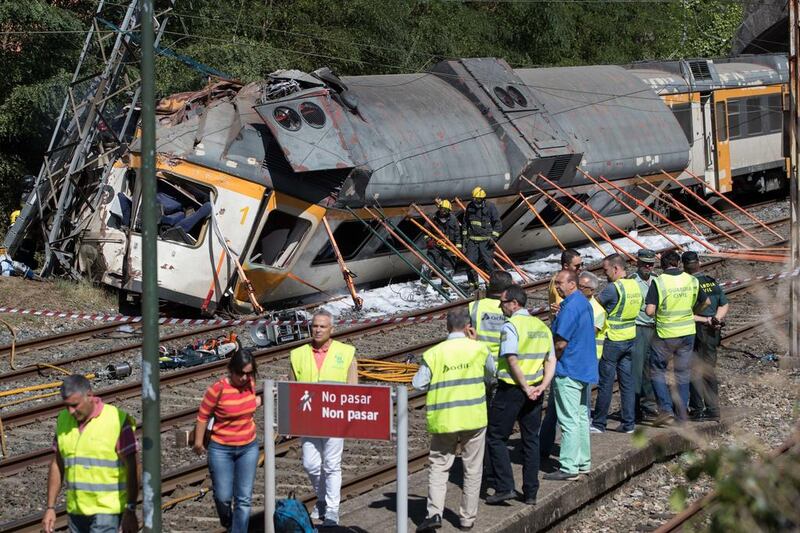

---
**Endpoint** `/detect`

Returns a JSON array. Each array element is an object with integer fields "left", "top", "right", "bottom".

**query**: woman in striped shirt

[{"left": 193, "top": 348, "right": 261, "bottom": 533}]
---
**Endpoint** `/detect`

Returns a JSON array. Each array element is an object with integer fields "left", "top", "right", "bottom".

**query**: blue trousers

[
  {"left": 68, "top": 514, "right": 119, "bottom": 533},
  {"left": 208, "top": 439, "right": 260, "bottom": 533},
  {"left": 650, "top": 335, "right": 694, "bottom": 420},
  {"left": 592, "top": 339, "right": 635, "bottom": 431}
]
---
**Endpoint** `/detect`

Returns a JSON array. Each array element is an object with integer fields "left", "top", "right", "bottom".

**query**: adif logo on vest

[
  {"left": 481, "top": 312, "right": 505, "bottom": 326},
  {"left": 443, "top": 362, "right": 471, "bottom": 373}
]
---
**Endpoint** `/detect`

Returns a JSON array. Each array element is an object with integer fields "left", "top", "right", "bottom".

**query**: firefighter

[
  {"left": 462, "top": 187, "right": 501, "bottom": 291},
  {"left": 425, "top": 200, "right": 461, "bottom": 286}
]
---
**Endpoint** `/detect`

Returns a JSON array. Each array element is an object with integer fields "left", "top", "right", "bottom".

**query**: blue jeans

[
  {"left": 650, "top": 335, "right": 694, "bottom": 420},
  {"left": 208, "top": 439, "right": 260, "bottom": 533},
  {"left": 68, "top": 514, "right": 119, "bottom": 533},
  {"left": 592, "top": 339, "right": 635, "bottom": 431}
]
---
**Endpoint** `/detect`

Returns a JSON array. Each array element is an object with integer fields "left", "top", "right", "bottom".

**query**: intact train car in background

[{"left": 74, "top": 54, "right": 787, "bottom": 314}]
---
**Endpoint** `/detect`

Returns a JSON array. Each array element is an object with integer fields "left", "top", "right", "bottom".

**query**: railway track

[
  {"left": 0, "top": 268, "right": 789, "bottom": 531},
  {"left": 0, "top": 198, "right": 791, "bottom": 530},
  {"left": 0, "top": 197, "right": 787, "bottom": 377}
]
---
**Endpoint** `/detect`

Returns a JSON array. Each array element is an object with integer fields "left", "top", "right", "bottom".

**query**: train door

[
  {"left": 711, "top": 93, "right": 732, "bottom": 192},
  {"left": 700, "top": 94, "right": 716, "bottom": 182}
]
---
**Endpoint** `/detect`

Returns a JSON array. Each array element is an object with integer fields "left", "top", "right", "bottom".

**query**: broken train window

[
  {"left": 312, "top": 220, "right": 378, "bottom": 265},
  {"left": 132, "top": 173, "right": 215, "bottom": 246},
  {"left": 250, "top": 210, "right": 312, "bottom": 268}
]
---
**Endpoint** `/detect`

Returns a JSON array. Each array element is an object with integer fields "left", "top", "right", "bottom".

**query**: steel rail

[
  {"left": 0, "top": 215, "right": 788, "bottom": 429},
  {"left": 0, "top": 321, "right": 134, "bottom": 359}
]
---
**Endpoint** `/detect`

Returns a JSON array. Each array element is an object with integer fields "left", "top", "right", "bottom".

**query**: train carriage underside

[{"left": 50, "top": 54, "right": 791, "bottom": 313}]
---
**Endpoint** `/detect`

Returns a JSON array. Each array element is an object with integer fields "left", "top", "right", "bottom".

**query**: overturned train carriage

[{"left": 77, "top": 55, "right": 787, "bottom": 313}]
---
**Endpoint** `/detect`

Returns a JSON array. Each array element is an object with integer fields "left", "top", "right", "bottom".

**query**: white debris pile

[{"left": 323, "top": 231, "right": 712, "bottom": 320}]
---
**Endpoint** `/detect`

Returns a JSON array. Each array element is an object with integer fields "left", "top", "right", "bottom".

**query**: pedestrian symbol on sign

[{"left": 300, "top": 390, "right": 312, "bottom": 412}]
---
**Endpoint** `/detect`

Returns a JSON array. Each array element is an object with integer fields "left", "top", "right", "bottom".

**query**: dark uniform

[
  {"left": 688, "top": 272, "right": 728, "bottom": 419},
  {"left": 426, "top": 212, "right": 461, "bottom": 276},
  {"left": 462, "top": 200, "right": 501, "bottom": 287}
]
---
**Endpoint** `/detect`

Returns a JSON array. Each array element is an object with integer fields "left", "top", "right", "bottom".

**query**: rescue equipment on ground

[
  {"left": 159, "top": 333, "right": 240, "bottom": 369},
  {"left": 249, "top": 310, "right": 311, "bottom": 347}
]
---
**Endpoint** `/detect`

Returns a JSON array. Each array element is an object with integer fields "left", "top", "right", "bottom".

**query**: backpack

[{"left": 274, "top": 492, "right": 315, "bottom": 533}]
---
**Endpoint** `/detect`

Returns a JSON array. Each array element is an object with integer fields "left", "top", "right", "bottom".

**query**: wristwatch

[{"left": 125, "top": 503, "right": 136, "bottom": 512}]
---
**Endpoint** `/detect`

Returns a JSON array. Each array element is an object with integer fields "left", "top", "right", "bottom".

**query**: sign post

[
  {"left": 265, "top": 381, "right": 406, "bottom": 532},
  {"left": 264, "top": 380, "right": 276, "bottom": 533},
  {"left": 396, "top": 386, "right": 408, "bottom": 533}
]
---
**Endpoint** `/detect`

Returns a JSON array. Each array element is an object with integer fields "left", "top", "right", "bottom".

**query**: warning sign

[{"left": 276, "top": 382, "right": 393, "bottom": 441}]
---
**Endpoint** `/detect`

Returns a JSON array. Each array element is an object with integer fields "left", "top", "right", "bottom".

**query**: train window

[
  {"left": 768, "top": 94, "right": 782, "bottom": 133},
  {"left": 493, "top": 87, "right": 515, "bottom": 108},
  {"left": 312, "top": 220, "right": 378, "bottom": 265},
  {"left": 746, "top": 98, "right": 763, "bottom": 136},
  {"left": 727, "top": 100, "right": 741, "bottom": 139},
  {"left": 299, "top": 102, "right": 326, "bottom": 128},
  {"left": 274, "top": 107, "right": 301, "bottom": 131},
  {"left": 250, "top": 210, "right": 311, "bottom": 268},
  {"left": 507, "top": 86, "right": 528, "bottom": 107},
  {"left": 670, "top": 102, "right": 693, "bottom": 143},
  {"left": 373, "top": 217, "right": 426, "bottom": 256},
  {"left": 715, "top": 101, "right": 728, "bottom": 142},
  {"left": 131, "top": 174, "right": 214, "bottom": 246}
]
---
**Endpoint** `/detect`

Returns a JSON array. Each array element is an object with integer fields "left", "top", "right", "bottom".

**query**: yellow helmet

[
  {"left": 471, "top": 187, "right": 487, "bottom": 200},
  {"left": 438, "top": 199, "right": 452, "bottom": 211}
]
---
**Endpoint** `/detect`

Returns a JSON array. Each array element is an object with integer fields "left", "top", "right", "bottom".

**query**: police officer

[
  {"left": 645, "top": 251, "right": 710, "bottom": 424},
  {"left": 425, "top": 200, "right": 461, "bottom": 281},
  {"left": 683, "top": 251, "right": 728, "bottom": 422},
  {"left": 462, "top": 187, "right": 501, "bottom": 291},
  {"left": 591, "top": 253, "right": 640, "bottom": 434},
  {"left": 43, "top": 375, "right": 138, "bottom": 533},
  {"left": 469, "top": 270, "right": 512, "bottom": 492},
  {"left": 289, "top": 310, "right": 358, "bottom": 527},
  {"left": 629, "top": 249, "right": 659, "bottom": 421},
  {"left": 412, "top": 308, "right": 495, "bottom": 532},
  {"left": 486, "top": 285, "right": 556, "bottom": 505}
]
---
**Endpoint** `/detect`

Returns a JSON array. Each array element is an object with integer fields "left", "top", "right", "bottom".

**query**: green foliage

[
  {"left": 678, "top": 443, "right": 800, "bottom": 532},
  {"left": 0, "top": 0, "right": 747, "bottom": 223}
]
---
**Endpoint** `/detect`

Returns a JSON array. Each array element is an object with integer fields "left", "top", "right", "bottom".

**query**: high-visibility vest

[
  {"left": 422, "top": 337, "right": 488, "bottom": 433},
  {"left": 654, "top": 273, "right": 699, "bottom": 339},
  {"left": 290, "top": 340, "right": 355, "bottom": 383},
  {"left": 469, "top": 298, "right": 505, "bottom": 358},
  {"left": 606, "top": 278, "right": 643, "bottom": 342},
  {"left": 590, "top": 296, "right": 607, "bottom": 360},
  {"left": 497, "top": 314, "right": 551, "bottom": 385},
  {"left": 56, "top": 404, "right": 132, "bottom": 515}
]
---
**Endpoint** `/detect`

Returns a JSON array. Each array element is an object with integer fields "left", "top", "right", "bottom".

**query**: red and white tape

[{"left": 0, "top": 267, "right": 798, "bottom": 328}]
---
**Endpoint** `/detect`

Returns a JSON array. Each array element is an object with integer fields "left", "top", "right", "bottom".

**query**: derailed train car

[{"left": 74, "top": 54, "right": 787, "bottom": 313}]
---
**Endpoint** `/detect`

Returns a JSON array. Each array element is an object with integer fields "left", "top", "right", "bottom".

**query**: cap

[
  {"left": 637, "top": 249, "right": 656, "bottom": 264},
  {"left": 681, "top": 251, "right": 700, "bottom": 264}
]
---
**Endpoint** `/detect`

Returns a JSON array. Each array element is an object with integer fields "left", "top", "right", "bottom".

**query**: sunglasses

[
  {"left": 500, "top": 299, "right": 514, "bottom": 304},
  {"left": 578, "top": 284, "right": 593, "bottom": 290},
  {"left": 233, "top": 369, "right": 253, "bottom": 377},
  {"left": 574, "top": 263, "right": 584, "bottom": 269}
]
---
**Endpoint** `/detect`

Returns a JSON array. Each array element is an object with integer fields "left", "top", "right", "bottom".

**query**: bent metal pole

[
  {"left": 589, "top": 172, "right": 718, "bottom": 253},
  {"left": 659, "top": 170, "right": 765, "bottom": 246},
  {"left": 518, "top": 193, "right": 566, "bottom": 250},
  {"left": 684, "top": 170, "right": 783, "bottom": 239},
  {"left": 531, "top": 174, "right": 651, "bottom": 251},
  {"left": 576, "top": 169, "right": 684, "bottom": 250},
  {"left": 322, "top": 215, "right": 363, "bottom": 310}
]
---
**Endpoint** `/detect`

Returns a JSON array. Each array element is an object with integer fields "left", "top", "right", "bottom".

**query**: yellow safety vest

[
  {"left": 654, "top": 273, "right": 700, "bottom": 339},
  {"left": 290, "top": 340, "right": 355, "bottom": 383},
  {"left": 56, "top": 404, "right": 132, "bottom": 516},
  {"left": 10, "top": 209, "right": 20, "bottom": 225},
  {"left": 590, "top": 297, "right": 606, "bottom": 360},
  {"left": 422, "top": 337, "right": 489, "bottom": 433},
  {"left": 469, "top": 298, "right": 505, "bottom": 358},
  {"left": 606, "top": 278, "right": 643, "bottom": 342},
  {"left": 497, "top": 314, "right": 551, "bottom": 385}
]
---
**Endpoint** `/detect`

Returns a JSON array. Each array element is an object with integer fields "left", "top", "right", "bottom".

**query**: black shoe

[
  {"left": 543, "top": 470, "right": 579, "bottom": 481},
  {"left": 689, "top": 409, "right": 707, "bottom": 421},
  {"left": 485, "top": 491, "right": 516, "bottom": 505},
  {"left": 416, "top": 514, "right": 442, "bottom": 532},
  {"left": 522, "top": 494, "right": 537, "bottom": 505}
]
